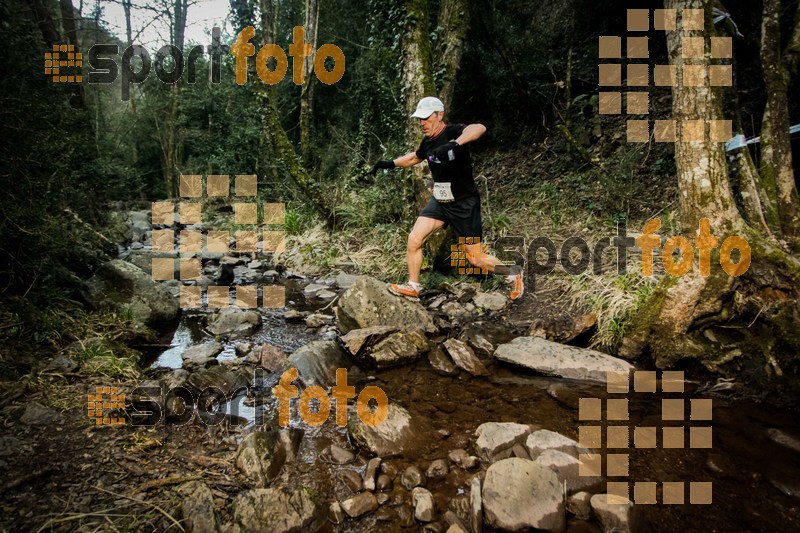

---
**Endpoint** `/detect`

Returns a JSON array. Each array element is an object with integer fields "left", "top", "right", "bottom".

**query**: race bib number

[{"left": 433, "top": 182, "right": 455, "bottom": 201}]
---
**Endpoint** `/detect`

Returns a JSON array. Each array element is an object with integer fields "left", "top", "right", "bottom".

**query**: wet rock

[
  {"left": 348, "top": 404, "right": 418, "bottom": 457},
  {"left": 546, "top": 383, "right": 581, "bottom": 410},
  {"left": 473, "top": 292, "right": 508, "bottom": 311},
  {"left": 475, "top": 422, "right": 534, "bottom": 462},
  {"left": 317, "top": 289, "right": 337, "bottom": 299},
  {"left": 341, "top": 326, "right": 397, "bottom": 356},
  {"left": 335, "top": 276, "right": 437, "bottom": 334},
  {"left": 82, "top": 260, "right": 179, "bottom": 325},
  {"left": 448, "top": 449, "right": 480, "bottom": 470},
  {"left": 428, "top": 347, "right": 459, "bottom": 376},
  {"left": 179, "top": 481, "right": 220, "bottom": 533},
  {"left": 428, "top": 294, "right": 448, "bottom": 309},
  {"left": 443, "top": 510, "right": 469, "bottom": 533},
  {"left": 329, "top": 444, "right": 355, "bottom": 465},
  {"left": 336, "top": 273, "right": 358, "bottom": 289},
  {"left": 493, "top": 337, "right": 632, "bottom": 384},
  {"left": 303, "top": 283, "right": 327, "bottom": 296},
  {"left": 339, "top": 470, "right": 362, "bottom": 492},
  {"left": 221, "top": 255, "right": 245, "bottom": 266},
  {"left": 231, "top": 487, "right": 322, "bottom": 532},
  {"left": 278, "top": 428, "right": 304, "bottom": 463},
  {"left": 164, "top": 368, "right": 190, "bottom": 390},
  {"left": 535, "top": 449, "right": 602, "bottom": 494},
  {"left": 525, "top": 429, "right": 589, "bottom": 460},
  {"left": 288, "top": 341, "right": 351, "bottom": 387},
  {"left": 182, "top": 341, "right": 223, "bottom": 368},
  {"left": 20, "top": 402, "right": 62, "bottom": 426},
  {"left": 512, "top": 443, "right": 530, "bottom": 459},
  {"left": 482, "top": 458, "right": 565, "bottom": 532},
  {"left": 376, "top": 474, "right": 393, "bottom": 491},
  {"left": 412, "top": 487, "right": 436, "bottom": 522},
  {"left": 464, "top": 332, "right": 495, "bottom": 357},
  {"left": 186, "top": 366, "right": 250, "bottom": 398},
  {"left": 427, "top": 459, "right": 449, "bottom": 479},
  {"left": 235, "top": 429, "right": 286, "bottom": 487},
  {"left": 446, "top": 524, "right": 468, "bottom": 533},
  {"left": 438, "top": 429, "right": 451, "bottom": 439},
  {"left": 305, "top": 313, "right": 334, "bottom": 328},
  {"left": 441, "top": 301, "right": 468, "bottom": 319},
  {"left": 470, "top": 476, "right": 482, "bottom": 533},
  {"left": 328, "top": 502, "right": 345, "bottom": 525},
  {"left": 397, "top": 505, "right": 415, "bottom": 527},
  {"left": 283, "top": 309, "right": 307, "bottom": 321},
  {"left": 401, "top": 465, "right": 426, "bottom": 490},
  {"left": 340, "top": 492, "right": 378, "bottom": 518},
  {"left": 444, "top": 339, "right": 489, "bottom": 376},
  {"left": 246, "top": 343, "right": 288, "bottom": 372},
  {"left": 355, "top": 457, "right": 377, "bottom": 491},
  {"left": 45, "top": 355, "right": 78, "bottom": 373},
  {"left": 567, "top": 492, "right": 592, "bottom": 520},
  {"left": 380, "top": 462, "right": 398, "bottom": 479},
  {"left": 767, "top": 428, "right": 800, "bottom": 454},
  {"left": 590, "top": 494, "right": 633, "bottom": 533},
  {"left": 206, "top": 308, "right": 262, "bottom": 338},
  {"left": 365, "top": 330, "right": 428, "bottom": 368},
  {"left": 235, "top": 342, "right": 252, "bottom": 356},
  {"left": 376, "top": 493, "right": 390, "bottom": 505}
]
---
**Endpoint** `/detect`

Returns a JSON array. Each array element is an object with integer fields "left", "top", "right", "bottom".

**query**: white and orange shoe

[
  {"left": 387, "top": 282, "right": 422, "bottom": 300},
  {"left": 508, "top": 272, "right": 524, "bottom": 301}
]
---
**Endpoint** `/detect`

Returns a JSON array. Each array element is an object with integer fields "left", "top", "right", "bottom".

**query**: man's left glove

[
  {"left": 371, "top": 160, "right": 395, "bottom": 174},
  {"left": 430, "top": 140, "right": 459, "bottom": 163}
]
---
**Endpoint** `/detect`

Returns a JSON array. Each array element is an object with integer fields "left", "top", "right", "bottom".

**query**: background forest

[{"left": 1, "top": 0, "right": 799, "bottom": 389}]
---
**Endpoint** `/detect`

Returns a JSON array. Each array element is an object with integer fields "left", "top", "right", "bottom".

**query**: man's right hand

[{"left": 371, "top": 160, "right": 395, "bottom": 174}]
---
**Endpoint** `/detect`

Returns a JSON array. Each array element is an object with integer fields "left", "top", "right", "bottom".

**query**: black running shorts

[{"left": 419, "top": 195, "right": 483, "bottom": 239}]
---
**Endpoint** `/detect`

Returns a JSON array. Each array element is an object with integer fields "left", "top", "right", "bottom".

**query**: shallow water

[{"left": 151, "top": 286, "right": 800, "bottom": 532}]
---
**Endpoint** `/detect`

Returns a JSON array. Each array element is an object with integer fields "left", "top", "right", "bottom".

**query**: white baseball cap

[{"left": 411, "top": 96, "right": 445, "bottom": 119}]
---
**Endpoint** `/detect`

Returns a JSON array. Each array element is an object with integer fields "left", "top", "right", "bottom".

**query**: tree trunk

[
  {"left": 435, "top": 0, "right": 468, "bottom": 107},
  {"left": 257, "top": 0, "right": 331, "bottom": 220},
  {"left": 759, "top": 0, "right": 800, "bottom": 246},
  {"left": 621, "top": 0, "right": 800, "bottom": 399},
  {"left": 26, "top": 0, "right": 60, "bottom": 47},
  {"left": 402, "top": 0, "right": 436, "bottom": 216},
  {"left": 299, "top": 0, "right": 319, "bottom": 164}
]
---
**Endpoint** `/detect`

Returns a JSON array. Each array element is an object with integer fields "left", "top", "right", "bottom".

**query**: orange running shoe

[
  {"left": 387, "top": 282, "right": 421, "bottom": 300},
  {"left": 508, "top": 272, "right": 524, "bottom": 300}
]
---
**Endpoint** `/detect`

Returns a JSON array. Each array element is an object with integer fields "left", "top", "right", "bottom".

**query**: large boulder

[
  {"left": 474, "top": 422, "right": 535, "bottom": 462},
  {"left": 178, "top": 481, "right": 220, "bottom": 533},
  {"left": 182, "top": 341, "right": 223, "bottom": 368},
  {"left": 82, "top": 260, "right": 179, "bottom": 325},
  {"left": 535, "top": 449, "right": 602, "bottom": 494},
  {"left": 185, "top": 366, "right": 251, "bottom": 399},
  {"left": 334, "top": 276, "right": 436, "bottom": 334},
  {"left": 493, "top": 337, "right": 633, "bottom": 383},
  {"left": 482, "top": 458, "right": 565, "bottom": 532},
  {"left": 231, "top": 488, "right": 323, "bottom": 532},
  {"left": 206, "top": 308, "right": 262, "bottom": 338},
  {"left": 525, "top": 429, "right": 589, "bottom": 460},
  {"left": 236, "top": 429, "right": 287, "bottom": 487},
  {"left": 348, "top": 404, "right": 419, "bottom": 457},
  {"left": 288, "top": 341, "right": 351, "bottom": 388}
]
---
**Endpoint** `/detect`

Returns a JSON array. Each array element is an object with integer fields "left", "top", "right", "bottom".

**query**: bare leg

[
  {"left": 462, "top": 243, "right": 513, "bottom": 273},
  {"left": 407, "top": 217, "right": 445, "bottom": 283}
]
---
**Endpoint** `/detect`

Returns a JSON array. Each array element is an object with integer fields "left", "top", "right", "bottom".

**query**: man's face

[{"left": 419, "top": 111, "right": 443, "bottom": 136}]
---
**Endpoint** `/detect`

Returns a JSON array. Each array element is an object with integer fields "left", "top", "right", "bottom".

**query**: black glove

[
  {"left": 429, "top": 140, "right": 459, "bottom": 163},
  {"left": 371, "top": 160, "right": 395, "bottom": 174}
]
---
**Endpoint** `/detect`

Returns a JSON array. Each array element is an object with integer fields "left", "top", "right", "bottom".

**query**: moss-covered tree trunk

[
  {"left": 402, "top": 0, "right": 436, "bottom": 216},
  {"left": 435, "top": 0, "right": 468, "bottom": 107},
  {"left": 299, "top": 0, "right": 319, "bottom": 164},
  {"left": 621, "top": 0, "right": 800, "bottom": 397},
  {"left": 759, "top": 0, "right": 800, "bottom": 247}
]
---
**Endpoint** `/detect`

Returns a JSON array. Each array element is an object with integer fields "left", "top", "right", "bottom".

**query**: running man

[{"left": 371, "top": 96, "right": 524, "bottom": 300}]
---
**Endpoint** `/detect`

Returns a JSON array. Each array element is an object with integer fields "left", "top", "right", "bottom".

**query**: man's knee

[{"left": 408, "top": 232, "right": 425, "bottom": 250}]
